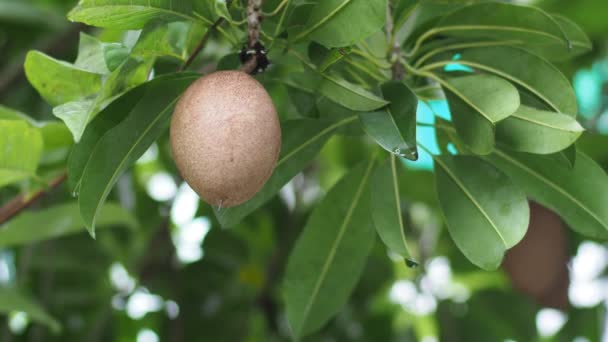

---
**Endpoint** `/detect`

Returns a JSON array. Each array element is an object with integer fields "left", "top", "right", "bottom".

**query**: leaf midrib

[
  {"left": 297, "top": 158, "right": 374, "bottom": 336},
  {"left": 434, "top": 157, "right": 508, "bottom": 247},
  {"left": 322, "top": 73, "right": 388, "bottom": 104},
  {"left": 276, "top": 116, "right": 357, "bottom": 168},
  {"left": 494, "top": 149, "right": 608, "bottom": 230},
  {"left": 510, "top": 113, "right": 582, "bottom": 132},
  {"left": 391, "top": 155, "right": 411, "bottom": 257},
  {"left": 435, "top": 25, "right": 584, "bottom": 47},
  {"left": 70, "top": 4, "right": 195, "bottom": 23},
  {"left": 84, "top": 90, "right": 186, "bottom": 231},
  {"left": 294, "top": 0, "right": 353, "bottom": 41},
  {"left": 423, "top": 60, "right": 564, "bottom": 113}
]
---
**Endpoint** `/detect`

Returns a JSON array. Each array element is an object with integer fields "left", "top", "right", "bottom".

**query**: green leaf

[
  {"left": 68, "top": 82, "right": 148, "bottom": 191},
  {"left": 319, "top": 73, "right": 388, "bottom": 111},
  {"left": 53, "top": 58, "right": 153, "bottom": 142},
  {"left": 551, "top": 14, "right": 592, "bottom": 61},
  {"left": 422, "top": 45, "right": 577, "bottom": 115},
  {"left": 434, "top": 155, "right": 529, "bottom": 270},
  {"left": 131, "top": 21, "right": 198, "bottom": 61},
  {"left": 319, "top": 47, "right": 352, "bottom": 72},
  {"left": 0, "top": 106, "right": 72, "bottom": 163},
  {"left": 359, "top": 81, "right": 418, "bottom": 159},
  {"left": 285, "top": 159, "right": 376, "bottom": 338},
  {"left": 435, "top": 2, "right": 591, "bottom": 60},
  {"left": 24, "top": 51, "right": 102, "bottom": 106},
  {"left": 68, "top": 0, "right": 197, "bottom": 29},
  {"left": 195, "top": 0, "right": 232, "bottom": 24},
  {"left": 216, "top": 117, "right": 358, "bottom": 227},
  {"left": 0, "top": 287, "right": 60, "bottom": 333},
  {"left": 371, "top": 156, "right": 416, "bottom": 265},
  {"left": 0, "top": 202, "right": 136, "bottom": 248},
  {"left": 78, "top": 73, "right": 198, "bottom": 236},
  {"left": 0, "top": 120, "right": 43, "bottom": 188},
  {"left": 487, "top": 149, "right": 608, "bottom": 239},
  {"left": 0, "top": 105, "right": 35, "bottom": 123},
  {"left": 442, "top": 74, "right": 520, "bottom": 155},
  {"left": 291, "top": 0, "right": 387, "bottom": 48},
  {"left": 496, "top": 105, "right": 584, "bottom": 154},
  {"left": 74, "top": 33, "right": 129, "bottom": 74}
]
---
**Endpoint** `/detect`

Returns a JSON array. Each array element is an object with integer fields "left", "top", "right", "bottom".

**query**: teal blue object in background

[
  {"left": 404, "top": 100, "right": 451, "bottom": 171},
  {"left": 574, "top": 68, "right": 602, "bottom": 119},
  {"left": 444, "top": 54, "right": 475, "bottom": 73}
]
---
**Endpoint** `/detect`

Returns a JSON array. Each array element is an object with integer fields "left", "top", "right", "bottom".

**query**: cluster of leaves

[{"left": 1, "top": 0, "right": 607, "bottom": 340}]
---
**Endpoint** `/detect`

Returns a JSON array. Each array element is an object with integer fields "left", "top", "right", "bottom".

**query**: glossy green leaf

[
  {"left": 319, "top": 73, "right": 388, "bottom": 111},
  {"left": 371, "top": 156, "right": 416, "bottom": 265},
  {"left": 359, "top": 81, "right": 418, "bottom": 159},
  {"left": 68, "top": 82, "right": 148, "bottom": 191},
  {"left": 435, "top": 2, "right": 591, "bottom": 60},
  {"left": 131, "top": 21, "right": 197, "bottom": 61},
  {"left": 53, "top": 58, "right": 153, "bottom": 142},
  {"left": 487, "top": 149, "right": 608, "bottom": 239},
  {"left": 423, "top": 45, "right": 577, "bottom": 115},
  {"left": 0, "top": 120, "right": 43, "bottom": 188},
  {"left": 0, "top": 105, "right": 35, "bottom": 123},
  {"left": 0, "top": 287, "right": 60, "bottom": 333},
  {"left": 434, "top": 155, "right": 529, "bottom": 270},
  {"left": 285, "top": 160, "right": 376, "bottom": 338},
  {"left": 551, "top": 14, "right": 592, "bottom": 61},
  {"left": 195, "top": 0, "right": 232, "bottom": 24},
  {"left": 0, "top": 106, "right": 72, "bottom": 162},
  {"left": 496, "top": 105, "right": 584, "bottom": 154},
  {"left": 74, "top": 32, "right": 129, "bottom": 74},
  {"left": 319, "top": 47, "right": 352, "bottom": 72},
  {"left": 79, "top": 73, "right": 198, "bottom": 235},
  {"left": 291, "top": 0, "right": 387, "bottom": 48},
  {"left": 68, "top": 0, "right": 197, "bottom": 29},
  {"left": 216, "top": 117, "right": 358, "bottom": 227},
  {"left": 0, "top": 202, "right": 136, "bottom": 248},
  {"left": 24, "top": 51, "right": 101, "bottom": 106},
  {"left": 442, "top": 74, "right": 520, "bottom": 155}
]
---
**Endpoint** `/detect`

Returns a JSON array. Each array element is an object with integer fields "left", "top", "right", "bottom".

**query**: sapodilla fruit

[
  {"left": 170, "top": 71, "right": 281, "bottom": 207},
  {"left": 502, "top": 201, "right": 569, "bottom": 309}
]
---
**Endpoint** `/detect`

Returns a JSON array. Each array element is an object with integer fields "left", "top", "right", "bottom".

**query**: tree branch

[
  {"left": 386, "top": 3, "right": 404, "bottom": 81},
  {"left": 180, "top": 18, "right": 226, "bottom": 72},
  {"left": 0, "top": 173, "right": 67, "bottom": 225}
]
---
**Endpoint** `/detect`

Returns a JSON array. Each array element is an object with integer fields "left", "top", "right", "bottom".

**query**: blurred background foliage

[{"left": 1, "top": 0, "right": 608, "bottom": 341}]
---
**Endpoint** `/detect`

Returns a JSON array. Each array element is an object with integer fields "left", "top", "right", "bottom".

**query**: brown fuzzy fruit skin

[
  {"left": 170, "top": 71, "right": 281, "bottom": 207},
  {"left": 502, "top": 201, "right": 569, "bottom": 309}
]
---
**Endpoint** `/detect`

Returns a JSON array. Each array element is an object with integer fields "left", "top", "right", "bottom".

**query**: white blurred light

[
  {"left": 137, "top": 329, "right": 159, "bottom": 342},
  {"left": 109, "top": 263, "right": 136, "bottom": 294},
  {"left": 8, "top": 312, "right": 28, "bottom": 334},
  {"left": 136, "top": 143, "right": 159, "bottom": 164},
  {"left": 536, "top": 308, "right": 567, "bottom": 337},
  {"left": 569, "top": 279, "right": 607, "bottom": 308},
  {"left": 421, "top": 336, "right": 438, "bottom": 342},
  {"left": 389, "top": 280, "right": 417, "bottom": 305},
  {"left": 571, "top": 242, "right": 607, "bottom": 282},
  {"left": 171, "top": 183, "right": 200, "bottom": 225},
  {"left": 165, "top": 300, "right": 180, "bottom": 319},
  {"left": 126, "top": 288, "right": 164, "bottom": 320},
  {"left": 568, "top": 241, "right": 608, "bottom": 308},
  {"left": 0, "top": 251, "right": 14, "bottom": 285},
  {"left": 573, "top": 337, "right": 591, "bottom": 342},
  {"left": 414, "top": 293, "right": 437, "bottom": 315},
  {"left": 146, "top": 172, "right": 177, "bottom": 201},
  {"left": 279, "top": 181, "right": 296, "bottom": 211},
  {"left": 424, "top": 257, "right": 452, "bottom": 299},
  {"left": 112, "top": 294, "right": 126, "bottom": 310},
  {"left": 173, "top": 217, "right": 211, "bottom": 264}
]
